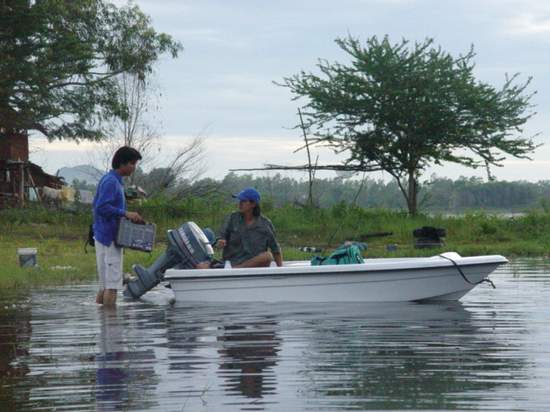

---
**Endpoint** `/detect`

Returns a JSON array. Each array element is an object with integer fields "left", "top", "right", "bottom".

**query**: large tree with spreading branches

[
  {"left": 0, "top": 0, "right": 181, "bottom": 141},
  {"left": 281, "top": 36, "right": 538, "bottom": 215}
]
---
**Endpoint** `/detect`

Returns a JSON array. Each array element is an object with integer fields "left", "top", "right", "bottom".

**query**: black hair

[
  {"left": 112, "top": 146, "right": 142, "bottom": 169},
  {"left": 253, "top": 203, "right": 261, "bottom": 217}
]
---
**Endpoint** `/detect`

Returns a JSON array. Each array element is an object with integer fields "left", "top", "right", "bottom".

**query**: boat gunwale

[
  {"left": 167, "top": 268, "right": 493, "bottom": 290},
  {"left": 165, "top": 255, "right": 508, "bottom": 282}
]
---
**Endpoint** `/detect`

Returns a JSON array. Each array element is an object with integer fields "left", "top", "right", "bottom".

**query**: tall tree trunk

[
  {"left": 392, "top": 173, "right": 411, "bottom": 215},
  {"left": 407, "top": 171, "right": 418, "bottom": 216}
]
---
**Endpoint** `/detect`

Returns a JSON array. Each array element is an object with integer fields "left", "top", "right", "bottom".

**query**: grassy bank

[{"left": 2, "top": 199, "right": 550, "bottom": 289}]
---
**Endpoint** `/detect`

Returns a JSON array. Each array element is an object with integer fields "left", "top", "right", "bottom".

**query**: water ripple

[{"left": 0, "top": 259, "right": 549, "bottom": 410}]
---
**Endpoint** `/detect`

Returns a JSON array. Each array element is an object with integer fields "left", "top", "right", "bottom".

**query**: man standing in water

[{"left": 93, "top": 147, "right": 144, "bottom": 306}]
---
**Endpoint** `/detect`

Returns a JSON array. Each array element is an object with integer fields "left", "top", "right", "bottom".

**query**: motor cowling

[
  {"left": 168, "top": 222, "right": 214, "bottom": 268},
  {"left": 124, "top": 222, "right": 214, "bottom": 299}
]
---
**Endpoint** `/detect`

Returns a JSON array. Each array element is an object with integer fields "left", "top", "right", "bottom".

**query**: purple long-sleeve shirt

[{"left": 92, "top": 170, "right": 126, "bottom": 246}]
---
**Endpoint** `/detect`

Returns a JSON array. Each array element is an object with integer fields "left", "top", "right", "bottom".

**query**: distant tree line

[
  {"left": 194, "top": 173, "right": 550, "bottom": 213},
  {"left": 74, "top": 169, "right": 550, "bottom": 213}
]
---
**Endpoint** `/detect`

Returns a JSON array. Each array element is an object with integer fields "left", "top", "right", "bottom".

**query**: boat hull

[{"left": 164, "top": 254, "right": 507, "bottom": 303}]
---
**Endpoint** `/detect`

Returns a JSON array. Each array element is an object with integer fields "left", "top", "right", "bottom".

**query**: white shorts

[{"left": 95, "top": 241, "right": 123, "bottom": 290}]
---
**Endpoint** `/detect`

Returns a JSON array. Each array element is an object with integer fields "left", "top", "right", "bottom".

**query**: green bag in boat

[{"left": 310, "top": 243, "right": 366, "bottom": 266}]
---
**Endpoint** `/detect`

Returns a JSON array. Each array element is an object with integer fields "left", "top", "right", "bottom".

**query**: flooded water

[{"left": 1, "top": 259, "right": 550, "bottom": 411}]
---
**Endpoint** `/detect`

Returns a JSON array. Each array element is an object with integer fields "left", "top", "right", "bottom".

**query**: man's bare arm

[{"left": 273, "top": 251, "right": 283, "bottom": 267}]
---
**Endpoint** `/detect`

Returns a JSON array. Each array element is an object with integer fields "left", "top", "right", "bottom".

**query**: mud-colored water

[{"left": 1, "top": 259, "right": 549, "bottom": 411}]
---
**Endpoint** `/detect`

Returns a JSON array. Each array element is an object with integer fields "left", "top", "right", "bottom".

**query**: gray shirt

[{"left": 219, "top": 212, "right": 281, "bottom": 265}]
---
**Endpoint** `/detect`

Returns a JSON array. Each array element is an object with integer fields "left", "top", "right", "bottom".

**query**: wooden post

[{"left": 26, "top": 167, "right": 42, "bottom": 203}]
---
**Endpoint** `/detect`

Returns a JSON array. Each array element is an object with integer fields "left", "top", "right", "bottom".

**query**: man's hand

[
  {"left": 125, "top": 211, "right": 144, "bottom": 224},
  {"left": 273, "top": 251, "right": 283, "bottom": 267},
  {"left": 216, "top": 239, "right": 227, "bottom": 249}
]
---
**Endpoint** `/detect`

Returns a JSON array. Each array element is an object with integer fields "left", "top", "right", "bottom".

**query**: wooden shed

[{"left": 0, "top": 130, "right": 64, "bottom": 207}]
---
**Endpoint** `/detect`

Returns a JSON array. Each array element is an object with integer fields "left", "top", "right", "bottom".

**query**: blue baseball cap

[{"left": 232, "top": 187, "right": 261, "bottom": 203}]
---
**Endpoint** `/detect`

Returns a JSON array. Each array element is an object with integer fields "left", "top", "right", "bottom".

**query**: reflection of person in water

[
  {"left": 95, "top": 308, "right": 157, "bottom": 411},
  {"left": 217, "top": 322, "right": 280, "bottom": 399},
  {"left": 95, "top": 308, "right": 129, "bottom": 408}
]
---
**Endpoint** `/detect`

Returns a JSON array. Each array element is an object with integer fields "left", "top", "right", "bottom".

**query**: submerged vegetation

[{"left": 2, "top": 197, "right": 550, "bottom": 289}]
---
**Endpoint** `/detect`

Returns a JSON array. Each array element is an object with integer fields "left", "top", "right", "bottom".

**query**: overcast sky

[{"left": 31, "top": 0, "right": 550, "bottom": 182}]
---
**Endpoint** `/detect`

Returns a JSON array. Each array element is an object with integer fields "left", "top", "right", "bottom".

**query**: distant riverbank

[{"left": 2, "top": 201, "right": 550, "bottom": 289}]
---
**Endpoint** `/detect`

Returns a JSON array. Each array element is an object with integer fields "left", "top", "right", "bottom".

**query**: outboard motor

[
  {"left": 124, "top": 222, "right": 214, "bottom": 299},
  {"left": 413, "top": 226, "right": 446, "bottom": 249}
]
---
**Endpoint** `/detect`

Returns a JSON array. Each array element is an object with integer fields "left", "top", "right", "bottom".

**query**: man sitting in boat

[{"left": 215, "top": 187, "right": 283, "bottom": 268}]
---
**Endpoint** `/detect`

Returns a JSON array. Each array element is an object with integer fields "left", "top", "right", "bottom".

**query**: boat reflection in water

[
  {"left": 289, "top": 301, "right": 529, "bottom": 410},
  {"left": 1, "top": 260, "right": 542, "bottom": 411},
  {"left": 164, "top": 308, "right": 282, "bottom": 409},
  {"left": 217, "top": 320, "right": 280, "bottom": 399},
  {"left": 162, "top": 298, "right": 529, "bottom": 410}
]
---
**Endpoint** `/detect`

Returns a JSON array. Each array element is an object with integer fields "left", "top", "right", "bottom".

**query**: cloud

[
  {"left": 29, "top": 136, "right": 97, "bottom": 152},
  {"left": 501, "top": 159, "right": 550, "bottom": 166},
  {"left": 27, "top": 0, "right": 550, "bottom": 183},
  {"left": 29, "top": 133, "right": 340, "bottom": 179},
  {"left": 506, "top": 13, "right": 550, "bottom": 35},
  {"left": 490, "top": 0, "right": 550, "bottom": 36}
]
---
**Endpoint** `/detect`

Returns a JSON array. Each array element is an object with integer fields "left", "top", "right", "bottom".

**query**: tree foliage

[
  {"left": 281, "top": 35, "right": 538, "bottom": 214},
  {"left": 0, "top": 0, "right": 181, "bottom": 141}
]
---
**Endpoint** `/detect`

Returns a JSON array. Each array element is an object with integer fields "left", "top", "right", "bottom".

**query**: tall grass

[{"left": 1, "top": 198, "right": 550, "bottom": 288}]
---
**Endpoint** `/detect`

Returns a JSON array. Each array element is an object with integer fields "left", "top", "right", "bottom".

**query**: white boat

[{"left": 164, "top": 252, "right": 508, "bottom": 303}]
